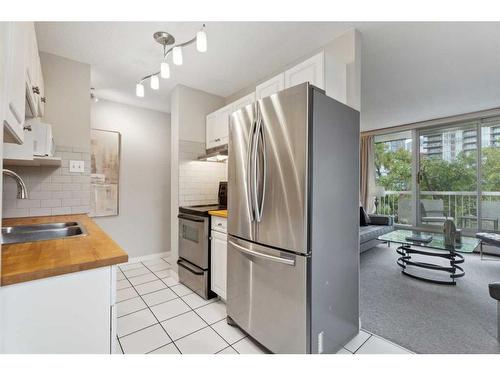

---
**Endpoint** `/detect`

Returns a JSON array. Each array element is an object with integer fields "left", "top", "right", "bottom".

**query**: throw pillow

[{"left": 360, "top": 206, "right": 371, "bottom": 226}]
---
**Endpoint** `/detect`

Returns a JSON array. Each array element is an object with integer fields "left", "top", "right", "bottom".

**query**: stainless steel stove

[{"left": 177, "top": 182, "right": 227, "bottom": 299}]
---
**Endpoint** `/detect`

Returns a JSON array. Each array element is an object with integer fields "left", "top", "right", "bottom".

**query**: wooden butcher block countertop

[
  {"left": 1, "top": 214, "right": 128, "bottom": 286},
  {"left": 208, "top": 210, "right": 228, "bottom": 218}
]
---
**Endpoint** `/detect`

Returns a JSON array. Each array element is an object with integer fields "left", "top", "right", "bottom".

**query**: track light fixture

[{"left": 136, "top": 24, "right": 207, "bottom": 97}]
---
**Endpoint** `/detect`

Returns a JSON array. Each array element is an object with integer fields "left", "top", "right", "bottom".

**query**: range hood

[{"left": 198, "top": 144, "right": 228, "bottom": 162}]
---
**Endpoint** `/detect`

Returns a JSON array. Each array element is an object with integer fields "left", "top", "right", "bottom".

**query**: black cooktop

[{"left": 179, "top": 204, "right": 227, "bottom": 217}]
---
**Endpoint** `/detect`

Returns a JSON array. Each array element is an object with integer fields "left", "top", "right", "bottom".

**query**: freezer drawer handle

[
  {"left": 177, "top": 259, "right": 205, "bottom": 275},
  {"left": 178, "top": 214, "right": 205, "bottom": 223},
  {"left": 229, "top": 240, "right": 295, "bottom": 266}
]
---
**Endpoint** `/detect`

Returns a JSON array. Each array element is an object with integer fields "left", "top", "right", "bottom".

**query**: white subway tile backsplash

[
  {"left": 41, "top": 199, "right": 62, "bottom": 208},
  {"left": 2, "top": 146, "right": 91, "bottom": 218},
  {"left": 3, "top": 208, "right": 29, "bottom": 218},
  {"left": 52, "top": 191, "right": 72, "bottom": 199},
  {"left": 51, "top": 207, "right": 72, "bottom": 215},
  {"left": 178, "top": 140, "right": 227, "bottom": 207},
  {"left": 29, "top": 208, "right": 52, "bottom": 216}
]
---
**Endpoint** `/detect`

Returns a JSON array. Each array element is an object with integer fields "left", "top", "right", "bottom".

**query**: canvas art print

[{"left": 90, "top": 129, "right": 120, "bottom": 217}]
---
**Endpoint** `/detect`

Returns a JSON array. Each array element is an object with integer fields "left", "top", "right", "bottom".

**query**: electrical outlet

[{"left": 69, "top": 160, "right": 85, "bottom": 173}]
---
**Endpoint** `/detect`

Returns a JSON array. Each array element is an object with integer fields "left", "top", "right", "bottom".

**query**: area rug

[{"left": 360, "top": 244, "right": 500, "bottom": 353}]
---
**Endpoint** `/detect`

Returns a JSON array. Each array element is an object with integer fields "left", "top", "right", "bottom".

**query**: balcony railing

[{"left": 378, "top": 190, "right": 500, "bottom": 231}]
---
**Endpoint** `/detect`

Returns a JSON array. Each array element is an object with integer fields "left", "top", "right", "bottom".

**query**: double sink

[{"left": 1, "top": 222, "right": 87, "bottom": 245}]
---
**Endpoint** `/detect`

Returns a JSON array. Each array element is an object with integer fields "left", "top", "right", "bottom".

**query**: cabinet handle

[
  {"left": 215, "top": 138, "right": 221, "bottom": 142},
  {"left": 41, "top": 97, "right": 47, "bottom": 103},
  {"left": 32, "top": 86, "right": 40, "bottom": 95}
]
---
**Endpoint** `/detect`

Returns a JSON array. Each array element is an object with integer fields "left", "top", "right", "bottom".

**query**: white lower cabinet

[
  {"left": 211, "top": 218, "right": 227, "bottom": 300},
  {"left": 0, "top": 266, "right": 116, "bottom": 354}
]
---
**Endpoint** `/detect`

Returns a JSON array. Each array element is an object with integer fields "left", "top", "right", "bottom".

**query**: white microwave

[{"left": 31, "top": 121, "right": 55, "bottom": 157}]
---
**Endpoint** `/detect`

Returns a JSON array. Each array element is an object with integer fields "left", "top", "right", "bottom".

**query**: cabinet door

[
  {"left": 36, "top": 58, "right": 45, "bottom": 117},
  {"left": 206, "top": 112, "right": 217, "bottom": 149},
  {"left": 255, "top": 73, "right": 285, "bottom": 100},
  {"left": 231, "top": 92, "right": 255, "bottom": 112},
  {"left": 25, "top": 22, "right": 38, "bottom": 118},
  {"left": 285, "top": 51, "right": 324, "bottom": 90},
  {"left": 211, "top": 230, "right": 227, "bottom": 299},
  {"left": 3, "top": 22, "right": 27, "bottom": 144},
  {"left": 206, "top": 106, "right": 231, "bottom": 149}
]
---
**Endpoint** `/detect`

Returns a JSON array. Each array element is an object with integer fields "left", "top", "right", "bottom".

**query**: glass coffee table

[{"left": 378, "top": 229, "right": 480, "bottom": 285}]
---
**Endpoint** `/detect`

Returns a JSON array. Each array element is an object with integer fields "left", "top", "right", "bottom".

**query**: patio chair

[
  {"left": 397, "top": 197, "right": 412, "bottom": 225},
  {"left": 420, "top": 199, "right": 453, "bottom": 226}
]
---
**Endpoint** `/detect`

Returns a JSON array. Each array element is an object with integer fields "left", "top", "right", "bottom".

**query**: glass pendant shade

[
  {"left": 150, "top": 75, "right": 159, "bottom": 90},
  {"left": 136, "top": 83, "right": 144, "bottom": 97}
]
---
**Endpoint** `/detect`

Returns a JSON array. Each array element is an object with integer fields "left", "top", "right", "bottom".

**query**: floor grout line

[
  {"left": 119, "top": 266, "right": 182, "bottom": 354},
  {"left": 118, "top": 259, "right": 244, "bottom": 354},
  {"left": 352, "top": 333, "right": 372, "bottom": 354}
]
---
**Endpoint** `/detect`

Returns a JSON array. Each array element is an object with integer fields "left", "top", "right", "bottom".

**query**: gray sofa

[{"left": 360, "top": 214, "right": 394, "bottom": 253}]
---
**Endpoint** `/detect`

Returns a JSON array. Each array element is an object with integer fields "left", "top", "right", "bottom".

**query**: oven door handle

[
  {"left": 177, "top": 259, "right": 205, "bottom": 275},
  {"left": 178, "top": 214, "right": 205, "bottom": 223}
]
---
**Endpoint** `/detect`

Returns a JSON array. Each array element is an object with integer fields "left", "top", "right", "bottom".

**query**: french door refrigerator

[{"left": 227, "top": 83, "right": 360, "bottom": 354}]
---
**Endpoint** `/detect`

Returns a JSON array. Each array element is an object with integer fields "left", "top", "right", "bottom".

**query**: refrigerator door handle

[
  {"left": 228, "top": 240, "right": 295, "bottom": 266},
  {"left": 256, "top": 113, "right": 267, "bottom": 222},
  {"left": 247, "top": 105, "right": 258, "bottom": 222},
  {"left": 251, "top": 106, "right": 261, "bottom": 222}
]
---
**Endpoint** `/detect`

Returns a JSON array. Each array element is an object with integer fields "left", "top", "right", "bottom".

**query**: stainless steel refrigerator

[{"left": 226, "top": 83, "right": 360, "bottom": 354}]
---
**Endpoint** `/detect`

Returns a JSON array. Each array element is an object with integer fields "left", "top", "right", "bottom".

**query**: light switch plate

[{"left": 69, "top": 160, "right": 85, "bottom": 173}]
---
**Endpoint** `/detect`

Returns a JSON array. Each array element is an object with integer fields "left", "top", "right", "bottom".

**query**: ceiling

[
  {"left": 36, "top": 22, "right": 500, "bottom": 130},
  {"left": 35, "top": 22, "right": 358, "bottom": 113}
]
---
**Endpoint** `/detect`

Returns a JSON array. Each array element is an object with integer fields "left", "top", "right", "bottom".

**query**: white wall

[
  {"left": 170, "top": 85, "right": 225, "bottom": 267},
  {"left": 91, "top": 99, "right": 171, "bottom": 258}
]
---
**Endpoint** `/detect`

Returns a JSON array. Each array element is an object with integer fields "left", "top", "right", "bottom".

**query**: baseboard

[{"left": 127, "top": 251, "right": 171, "bottom": 264}]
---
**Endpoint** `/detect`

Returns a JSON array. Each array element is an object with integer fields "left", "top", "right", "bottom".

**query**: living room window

[{"left": 371, "top": 116, "right": 500, "bottom": 234}]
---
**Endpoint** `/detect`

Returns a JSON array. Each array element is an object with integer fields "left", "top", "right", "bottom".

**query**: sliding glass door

[
  {"left": 480, "top": 118, "right": 500, "bottom": 232},
  {"left": 372, "top": 116, "right": 500, "bottom": 234},
  {"left": 417, "top": 123, "right": 479, "bottom": 232},
  {"left": 374, "top": 131, "right": 413, "bottom": 225}
]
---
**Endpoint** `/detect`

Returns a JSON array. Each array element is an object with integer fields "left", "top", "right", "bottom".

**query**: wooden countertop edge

[
  {"left": 1, "top": 214, "right": 129, "bottom": 287},
  {"left": 1, "top": 254, "right": 129, "bottom": 286},
  {"left": 208, "top": 210, "right": 228, "bottom": 218}
]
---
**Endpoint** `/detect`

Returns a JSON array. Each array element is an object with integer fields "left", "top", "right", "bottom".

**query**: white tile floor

[{"left": 115, "top": 257, "right": 413, "bottom": 355}]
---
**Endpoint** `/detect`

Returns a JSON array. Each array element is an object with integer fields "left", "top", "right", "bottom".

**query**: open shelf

[{"left": 3, "top": 156, "right": 62, "bottom": 167}]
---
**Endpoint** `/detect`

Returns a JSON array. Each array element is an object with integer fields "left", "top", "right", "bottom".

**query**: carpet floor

[{"left": 360, "top": 243, "right": 500, "bottom": 354}]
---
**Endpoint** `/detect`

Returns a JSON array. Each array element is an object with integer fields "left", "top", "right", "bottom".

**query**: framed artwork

[{"left": 90, "top": 129, "right": 121, "bottom": 217}]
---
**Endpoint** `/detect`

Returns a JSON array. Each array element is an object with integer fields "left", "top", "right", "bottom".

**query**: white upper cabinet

[
  {"left": 255, "top": 73, "right": 285, "bottom": 100},
  {"left": 2, "top": 22, "right": 45, "bottom": 145},
  {"left": 231, "top": 92, "right": 255, "bottom": 112},
  {"left": 25, "top": 22, "right": 45, "bottom": 119},
  {"left": 284, "top": 51, "right": 325, "bottom": 90},
  {"left": 3, "top": 22, "right": 27, "bottom": 144},
  {"left": 206, "top": 104, "right": 231, "bottom": 150},
  {"left": 206, "top": 92, "right": 256, "bottom": 150}
]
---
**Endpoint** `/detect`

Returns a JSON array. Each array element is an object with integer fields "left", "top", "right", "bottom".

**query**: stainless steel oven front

[{"left": 178, "top": 213, "right": 209, "bottom": 269}]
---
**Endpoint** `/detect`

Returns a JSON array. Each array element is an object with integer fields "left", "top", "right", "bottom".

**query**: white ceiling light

[
  {"left": 160, "top": 61, "right": 170, "bottom": 79},
  {"left": 196, "top": 27, "right": 207, "bottom": 53},
  {"left": 150, "top": 75, "right": 159, "bottom": 90},
  {"left": 135, "top": 24, "right": 207, "bottom": 97},
  {"left": 136, "top": 83, "right": 144, "bottom": 97}
]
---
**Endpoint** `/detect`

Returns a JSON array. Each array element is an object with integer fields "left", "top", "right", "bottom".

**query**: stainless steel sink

[{"left": 1, "top": 222, "right": 87, "bottom": 245}]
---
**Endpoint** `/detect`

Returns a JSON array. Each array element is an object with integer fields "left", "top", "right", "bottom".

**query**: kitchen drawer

[
  {"left": 177, "top": 259, "right": 209, "bottom": 299},
  {"left": 211, "top": 216, "right": 227, "bottom": 233}
]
